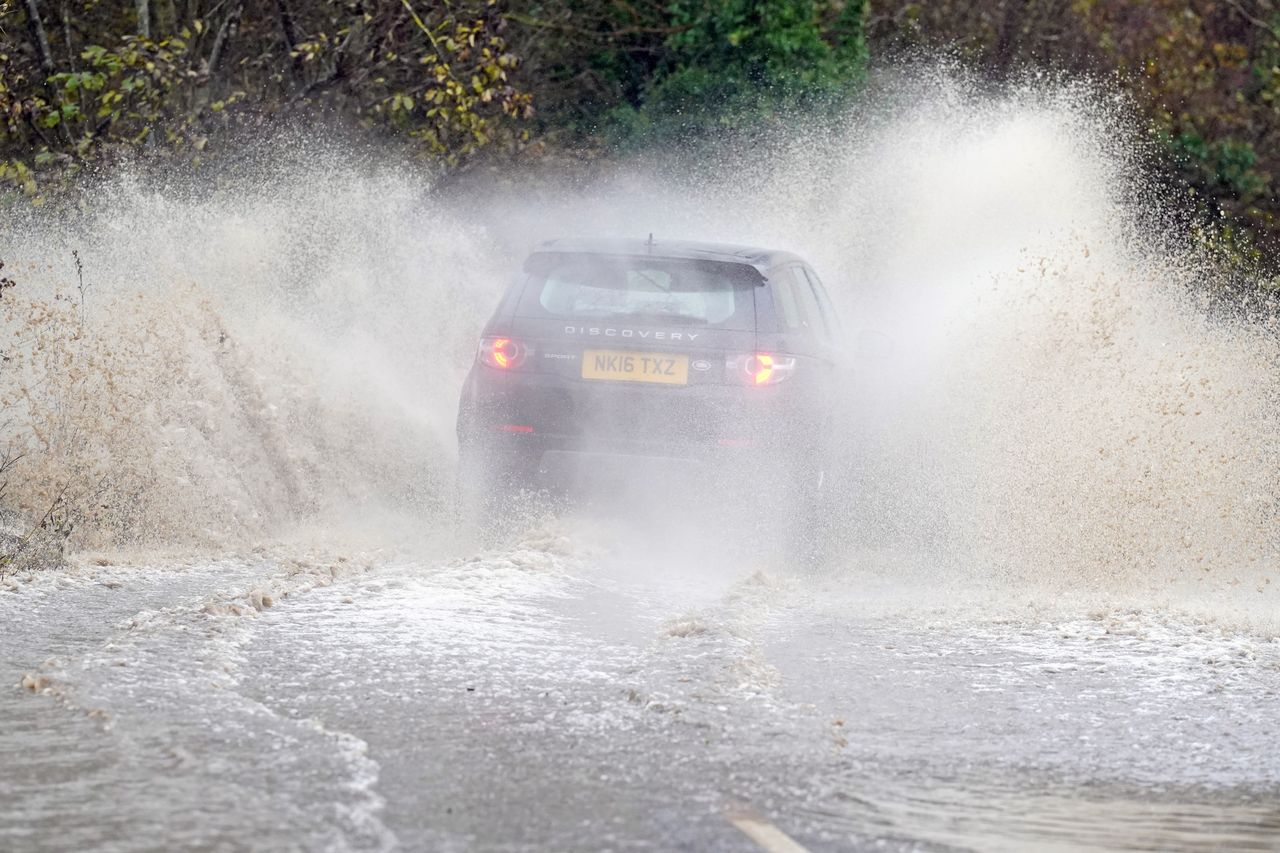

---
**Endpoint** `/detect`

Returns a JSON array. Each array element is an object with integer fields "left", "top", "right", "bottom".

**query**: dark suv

[{"left": 456, "top": 237, "right": 847, "bottom": 522}]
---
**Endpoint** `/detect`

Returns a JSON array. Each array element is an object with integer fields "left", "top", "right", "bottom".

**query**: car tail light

[
  {"left": 479, "top": 336, "right": 529, "bottom": 370},
  {"left": 729, "top": 352, "right": 796, "bottom": 385}
]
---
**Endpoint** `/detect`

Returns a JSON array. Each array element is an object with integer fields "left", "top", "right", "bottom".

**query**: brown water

[
  {"left": 3, "top": 525, "right": 1279, "bottom": 851},
  {"left": 2, "top": 72, "right": 1279, "bottom": 851}
]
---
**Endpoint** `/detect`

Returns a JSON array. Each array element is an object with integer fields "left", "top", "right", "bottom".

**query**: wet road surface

[{"left": 3, "top": 524, "right": 1280, "bottom": 852}]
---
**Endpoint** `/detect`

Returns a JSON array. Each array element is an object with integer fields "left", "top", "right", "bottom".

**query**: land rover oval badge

[{"left": 691, "top": 359, "right": 712, "bottom": 372}]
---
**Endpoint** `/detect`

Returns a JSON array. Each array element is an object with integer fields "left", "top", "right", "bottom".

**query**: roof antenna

[{"left": 646, "top": 232, "right": 655, "bottom": 252}]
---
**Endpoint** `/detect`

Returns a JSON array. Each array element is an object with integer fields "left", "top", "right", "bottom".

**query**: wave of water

[{"left": 2, "top": 73, "right": 1276, "bottom": 624}]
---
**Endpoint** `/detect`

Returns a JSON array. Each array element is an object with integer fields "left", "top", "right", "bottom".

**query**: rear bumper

[
  {"left": 536, "top": 448, "right": 710, "bottom": 489},
  {"left": 458, "top": 426, "right": 770, "bottom": 484},
  {"left": 466, "top": 437, "right": 785, "bottom": 500},
  {"left": 457, "top": 364, "right": 815, "bottom": 461}
]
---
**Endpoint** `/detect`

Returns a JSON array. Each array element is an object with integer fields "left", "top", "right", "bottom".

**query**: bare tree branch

[
  {"left": 274, "top": 0, "right": 303, "bottom": 79},
  {"left": 1222, "top": 0, "right": 1280, "bottom": 47},
  {"left": 21, "top": 0, "right": 56, "bottom": 75},
  {"left": 0, "top": 447, "right": 23, "bottom": 504},
  {"left": 207, "top": 0, "right": 244, "bottom": 76},
  {"left": 0, "top": 479, "right": 68, "bottom": 578},
  {"left": 58, "top": 0, "right": 75, "bottom": 71}
]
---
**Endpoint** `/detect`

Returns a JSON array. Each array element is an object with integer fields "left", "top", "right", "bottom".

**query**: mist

[{"left": 2, "top": 71, "right": 1277, "bottom": 625}]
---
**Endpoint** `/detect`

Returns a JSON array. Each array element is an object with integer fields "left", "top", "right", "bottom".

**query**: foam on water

[{"left": 2, "top": 73, "right": 1276, "bottom": 625}]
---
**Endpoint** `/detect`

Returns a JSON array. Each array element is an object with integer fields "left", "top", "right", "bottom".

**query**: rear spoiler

[{"left": 523, "top": 252, "right": 767, "bottom": 286}]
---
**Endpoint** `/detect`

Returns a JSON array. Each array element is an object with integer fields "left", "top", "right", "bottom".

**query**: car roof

[{"left": 531, "top": 237, "right": 804, "bottom": 272}]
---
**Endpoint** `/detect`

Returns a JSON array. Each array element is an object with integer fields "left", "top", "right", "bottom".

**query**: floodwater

[
  {"left": 3, "top": 518, "right": 1279, "bottom": 851},
  {"left": 3, "top": 74, "right": 1280, "bottom": 851}
]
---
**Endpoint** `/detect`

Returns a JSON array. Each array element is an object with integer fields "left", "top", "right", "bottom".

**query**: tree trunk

[
  {"left": 274, "top": 0, "right": 303, "bottom": 80},
  {"left": 154, "top": 0, "right": 177, "bottom": 38},
  {"left": 208, "top": 0, "right": 244, "bottom": 76},
  {"left": 992, "top": 0, "right": 1021, "bottom": 76},
  {"left": 136, "top": 0, "right": 151, "bottom": 38},
  {"left": 22, "top": 0, "right": 56, "bottom": 75}
]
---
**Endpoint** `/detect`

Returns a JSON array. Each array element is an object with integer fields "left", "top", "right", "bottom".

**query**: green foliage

[
  {"left": 1172, "top": 133, "right": 1268, "bottom": 202},
  {"left": 2, "top": 0, "right": 1279, "bottom": 269},
  {"left": 302, "top": 1, "right": 532, "bottom": 159},
  {"left": 868, "top": 0, "right": 1280, "bottom": 269},
  {"left": 499, "top": 0, "right": 867, "bottom": 146},
  {"left": 624, "top": 0, "right": 866, "bottom": 142},
  {"left": 0, "top": 0, "right": 532, "bottom": 200}
]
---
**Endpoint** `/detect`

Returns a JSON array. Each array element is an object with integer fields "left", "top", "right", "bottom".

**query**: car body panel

[{"left": 457, "top": 238, "right": 846, "bottom": 488}]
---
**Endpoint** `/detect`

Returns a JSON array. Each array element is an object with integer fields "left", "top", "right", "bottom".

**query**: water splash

[
  {"left": 3, "top": 154, "right": 511, "bottom": 546},
  {"left": 2, "top": 74, "right": 1276, "bottom": 623}
]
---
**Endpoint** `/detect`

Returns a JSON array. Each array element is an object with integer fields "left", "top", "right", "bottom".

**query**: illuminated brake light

[
  {"left": 500, "top": 424, "right": 534, "bottom": 433},
  {"left": 729, "top": 352, "right": 796, "bottom": 385},
  {"left": 749, "top": 354, "right": 775, "bottom": 384},
  {"left": 493, "top": 340, "right": 516, "bottom": 368},
  {"left": 480, "top": 336, "right": 529, "bottom": 369}
]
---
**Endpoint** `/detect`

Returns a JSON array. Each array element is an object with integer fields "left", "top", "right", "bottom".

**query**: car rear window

[{"left": 518, "top": 253, "right": 758, "bottom": 330}]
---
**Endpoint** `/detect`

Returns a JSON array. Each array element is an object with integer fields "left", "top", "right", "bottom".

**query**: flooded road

[
  {"left": 4, "top": 524, "right": 1279, "bottom": 852},
  {"left": 3, "top": 67, "right": 1280, "bottom": 852}
]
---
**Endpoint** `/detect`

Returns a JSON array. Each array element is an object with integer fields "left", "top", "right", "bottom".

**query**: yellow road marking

[{"left": 728, "top": 815, "right": 811, "bottom": 853}]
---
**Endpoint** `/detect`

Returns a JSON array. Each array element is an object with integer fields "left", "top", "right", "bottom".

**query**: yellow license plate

[{"left": 582, "top": 350, "right": 688, "bottom": 385}]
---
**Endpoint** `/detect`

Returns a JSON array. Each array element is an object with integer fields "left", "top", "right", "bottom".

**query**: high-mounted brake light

[
  {"left": 729, "top": 352, "right": 796, "bottom": 385},
  {"left": 480, "top": 336, "right": 529, "bottom": 370}
]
